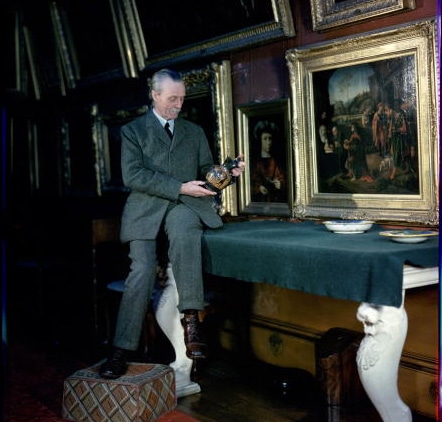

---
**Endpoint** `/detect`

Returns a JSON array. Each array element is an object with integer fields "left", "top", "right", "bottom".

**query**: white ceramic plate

[
  {"left": 323, "top": 220, "right": 375, "bottom": 234},
  {"left": 379, "top": 230, "right": 439, "bottom": 244}
]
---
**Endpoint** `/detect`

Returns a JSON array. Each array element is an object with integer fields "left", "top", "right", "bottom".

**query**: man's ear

[{"left": 151, "top": 90, "right": 159, "bottom": 102}]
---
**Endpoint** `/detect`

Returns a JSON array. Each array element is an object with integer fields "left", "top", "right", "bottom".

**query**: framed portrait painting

[
  {"left": 236, "top": 99, "right": 293, "bottom": 216},
  {"left": 180, "top": 61, "right": 238, "bottom": 216},
  {"left": 286, "top": 20, "right": 438, "bottom": 224}
]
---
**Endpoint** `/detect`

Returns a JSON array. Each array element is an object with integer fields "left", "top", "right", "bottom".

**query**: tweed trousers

[{"left": 113, "top": 203, "right": 204, "bottom": 351}]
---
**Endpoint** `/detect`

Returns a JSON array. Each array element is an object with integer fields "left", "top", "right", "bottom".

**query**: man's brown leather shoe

[
  {"left": 182, "top": 310, "right": 208, "bottom": 360},
  {"left": 99, "top": 347, "right": 128, "bottom": 379}
]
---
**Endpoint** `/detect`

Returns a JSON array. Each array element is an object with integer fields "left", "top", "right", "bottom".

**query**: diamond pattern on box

[{"left": 62, "top": 362, "right": 176, "bottom": 422}]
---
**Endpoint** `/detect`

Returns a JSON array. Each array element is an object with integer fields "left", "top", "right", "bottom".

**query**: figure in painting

[
  {"left": 251, "top": 120, "right": 286, "bottom": 203},
  {"left": 318, "top": 123, "right": 349, "bottom": 179},
  {"left": 344, "top": 123, "right": 372, "bottom": 181},
  {"left": 331, "top": 125, "right": 346, "bottom": 174},
  {"left": 318, "top": 124, "right": 341, "bottom": 178},
  {"left": 372, "top": 102, "right": 390, "bottom": 157},
  {"left": 385, "top": 99, "right": 418, "bottom": 180},
  {"left": 397, "top": 99, "right": 417, "bottom": 174}
]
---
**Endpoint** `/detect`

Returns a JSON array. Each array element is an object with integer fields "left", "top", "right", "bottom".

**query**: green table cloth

[{"left": 202, "top": 220, "right": 439, "bottom": 307}]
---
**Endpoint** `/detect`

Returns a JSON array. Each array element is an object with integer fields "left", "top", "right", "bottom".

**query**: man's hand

[
  {"left": 231, "top": 155, "right": 246, "bottom": 177},
  {"left": 180, "top": 181, "right": 217, "bottom": 197},
  {"left": 259, "top": 185, "right": 268, "bottom": 195},
  {"left": 272, "top": 179, "right": 281, "bottom": 190}
]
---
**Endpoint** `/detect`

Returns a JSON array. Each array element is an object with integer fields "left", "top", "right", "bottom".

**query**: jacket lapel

[
  {"left": 170, "top": 119, "right": 184, "bottom": 150},
  {"left": 145, "top": 111, "right": 172, "bottom": 147}
]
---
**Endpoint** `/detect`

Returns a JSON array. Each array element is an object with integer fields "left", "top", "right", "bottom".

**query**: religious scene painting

[
  {"left": 287, "top": 21, "right": 437, "bottom": 223},
  {"left": 314, "top": 56, "right": 418, "bottom": 196}
]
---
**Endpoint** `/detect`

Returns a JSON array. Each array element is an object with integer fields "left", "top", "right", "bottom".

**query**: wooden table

[{"left": 202, "top": 220, "right": 439, "bottom": 421}]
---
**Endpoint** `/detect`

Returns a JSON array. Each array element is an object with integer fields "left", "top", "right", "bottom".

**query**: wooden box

[
  {"left": 316, "top": 327, "right": 367, "bottom": 406},
  {"left": 62, "top": 362, "right": 176, "bottom": 422}
]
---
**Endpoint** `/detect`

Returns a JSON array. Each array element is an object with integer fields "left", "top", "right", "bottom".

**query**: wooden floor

[
  {"left": 5, "top": 328, "right": 437, "bottom": 422},
  {"left": 6, "top": 309, "right": 438, "bottom": 422},
  {"left": 173, "top": 353, "right": 436, "bottom": 422},
  {"left": 6, "top": 263, "right": 437, "bottom": 422}
]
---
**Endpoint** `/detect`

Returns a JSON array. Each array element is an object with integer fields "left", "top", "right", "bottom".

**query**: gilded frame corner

[
  {"left": 110, "top": 0, "right": 147, "bottom": 78},
  {"left": 310, "top": 0, "right": 416, "bottom": 32},
  {"left": 286, "top": 20, "right": 438, "bottom": 225}
]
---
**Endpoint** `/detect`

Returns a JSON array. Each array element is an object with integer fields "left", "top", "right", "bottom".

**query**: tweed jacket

[{"left": 119, "top": 109, "right": 223, "bottom": 243}]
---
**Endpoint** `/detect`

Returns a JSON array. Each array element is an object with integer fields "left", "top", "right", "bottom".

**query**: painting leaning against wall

[
  {"left": 236, "top": 99, "right": 293, "bottom": 217},
  {"left": 286, "top": 20, "right": 438, "bottom": 224}
]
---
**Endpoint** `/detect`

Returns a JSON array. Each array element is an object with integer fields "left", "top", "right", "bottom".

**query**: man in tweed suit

[{"left": 100, "top": 69, "right": 244, "bottom": 379}]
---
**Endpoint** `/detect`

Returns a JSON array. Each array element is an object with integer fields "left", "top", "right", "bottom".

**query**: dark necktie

[{"left": 164, "top": 122, "right": 173, "bottom": 139}]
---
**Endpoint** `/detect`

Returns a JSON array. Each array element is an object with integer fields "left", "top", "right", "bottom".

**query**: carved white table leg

[
  {"left": 355, "top": 266, "right": 439, "bottom": 421},
  {"left": 356, "top": 301, "right": 411, "bottom": 422},
  {"left": 155, "top": 265, "right": 201, "bottom": 398}
]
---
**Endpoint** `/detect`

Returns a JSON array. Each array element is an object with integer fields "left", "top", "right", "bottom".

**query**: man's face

[{"left": 152, "top": 78, "right": 186, "bottom": 120}]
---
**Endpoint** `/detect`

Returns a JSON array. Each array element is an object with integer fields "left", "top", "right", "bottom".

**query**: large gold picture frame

[
  {"left": 237, "top": 99, "right": 293, "bottom": 216},
  {"left": 181, "top": 61, "right": 238, "bottom": 216},
  {"left": 309, "top": 0, "right": 415, "bottom": 32},
  {"left": 286, "top": 20, "right": 438, "bottom": 224}
]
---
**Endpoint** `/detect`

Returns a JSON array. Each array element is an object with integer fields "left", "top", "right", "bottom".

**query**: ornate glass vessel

[{"left": 203, "top": 156, "right": 242, "bottom": 192}]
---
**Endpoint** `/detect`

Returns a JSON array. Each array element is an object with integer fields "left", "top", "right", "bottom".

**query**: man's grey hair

[{"left": 149, "top": 69, "right": 183, "bottom": 98}]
